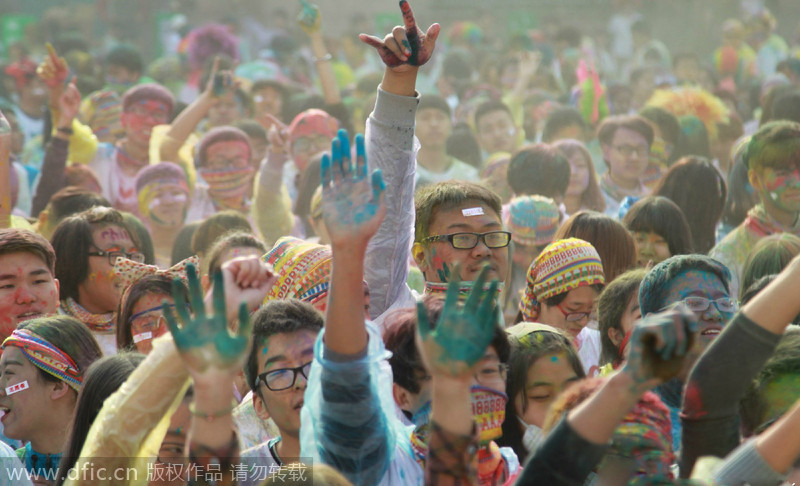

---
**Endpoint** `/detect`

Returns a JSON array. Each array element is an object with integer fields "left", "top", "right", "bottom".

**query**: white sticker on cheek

[
  {"left": 133, "top": 332, "right": 153, "bottom": 343},
  {"left": 462, "top": 207, "right": 484, "bottom": 217},
  {"left": 5, "top": 380, "right": 29, "bottom": 395}
]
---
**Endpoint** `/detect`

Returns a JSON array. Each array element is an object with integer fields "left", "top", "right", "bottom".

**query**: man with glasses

[
  {"left": 596, "top": 114, "right": 654, "bottom": 219},
  {"left": 87, "top": 83, "right": 175, "bottom": 214},
  {"left": 240, "top": 299, "right": 323, "bottom": 485},
  {"left": 638, "top": 254, "right": 735, "bottom": 453}
]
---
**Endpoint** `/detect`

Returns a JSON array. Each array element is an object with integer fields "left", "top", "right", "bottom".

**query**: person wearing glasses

[
  {"left": 596, "top": 114, "right": 654, "bottom": 219},
  {"left": 51, "top": 206, "right": 143, "bottom": 355},
  {"left": 116, "top": 275, "right": 190, "bottom": 354},
  {"left": 638, "top": 254, "right": 736, "bottom": 455},
  {"left": 518, "top": 238, "right": 606, "bottom": 375},
  {"left": 239, "top": 299, "right": 323, "bottom": 484}
]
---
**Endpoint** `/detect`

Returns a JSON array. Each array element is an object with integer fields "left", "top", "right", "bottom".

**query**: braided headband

[{"left": 2, "top": 329, "right": 83, "bottom": 391}]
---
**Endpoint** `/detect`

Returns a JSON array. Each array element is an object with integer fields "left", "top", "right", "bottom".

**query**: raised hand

[
  {"left": 57, "top": 77, "right": 81, "bottom": 126},
  {"left": 297, "top": 0, "right": 322, "bottom": 35},
  {"left": 417, "top": 265, "right": 499, "bottom": 380},
  {"left": 203, "top": 57, "right": 237, "bottom": 100},
  {"left": 162, "top": 262, "right": 252, "bottom": 376},
  {"left": 320, "top": 128, "right": 386, "bottom": 247},
  {"left": 621, "top": 304, "right": 698, "bottom": 392},
  {"left": 263, "top": 114, "right": 290, "bottom": 155},
  {"left": 36, "top": 43, "right": 69, "bottom": 89},
  {"left": 359, "top": 0, "right": 440, "bottom": 70}
]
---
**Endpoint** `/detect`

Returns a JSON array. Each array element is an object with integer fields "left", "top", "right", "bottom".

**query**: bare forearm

[
  {"left": 310, "top": 33, "right": 341, "bottom": 105},
  {"left": 380, "top": 67, "right": 418, "bottom": 97},
  {"left": 160, "top": 94, "right": 214, "bottom": 160},
  {"left": 325, "top": 245, "right": 369, "bottom": 354},
  {"left": 756, "top": 398, "right": 800, "bottom": 474},
  {"left": 431, "top": 376, "right": 474, "bottom": 436}
]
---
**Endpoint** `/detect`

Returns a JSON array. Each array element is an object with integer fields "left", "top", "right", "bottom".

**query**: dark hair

[
  {"left": 116, "top": 275, "right": 190, "bottom": 351},
  {"left": 597, "top": 115, "right": 655, "bottom": 150},
  {"left": 474, "top": 99, "right": 514, "bottom": 132},
  {"left": 598, "top": 269, "right": 647, "bottom": 366},
  {"left": 42, "top": 187, "right": 111, "bottom": 228},
  {"left": 654, "top": 157, "right": 727, "bottom": 254},
  {"left": 105, "top": 44, "right": 143, "bottom": 74},
  {"left": 233, "top": 119, "right": 268, "bottom": 142},
  {"left": 741, "top": 234, "right": 800, "bottom": 300},
  {"left": 507, "top": 144, "right": 571, "bottom": 199},
  {"left": 383, "top": 294, "right": 510, "bottom": 395},
  {"left": 0, "top": 228, "right": 56, "bottom": 274},
  {"left": 554, "top": 211, "right": 636, "bottom": 282},
  {"left": 17, "top": 315, "right": 103, "bottom": 386},
  {"left": 55, "top": 352, "right": 144, "bottom": 486},
  {"left": 638, "top": 106, "right": 681, "bottom": 147},
  {"left": 446, "top": 122, "right": 483, "bottom": 169},
  {"left": 121, "top": 212, "right": 155, "bottom": 265},
  {"left": 744, "top": 120, "right": 800, "bottom": 171},
  {"left": 414, "top": 181, "right": 503, "bottom": 243},
  {"left": 553, "top": 139, "right": 606, "bottom": 212},
  {"left": 759, "top": 84, "right": 796, "bottom": 126},
  {"left": 639, "top": 255, "right": 731, "bottom": 316},
  {"left": 721, "top": 140, "right": 758, "bottom": 228},
  {"left": 740, "top": 327, "right": 800, "bottom": 437},
  {"left": 172, "top": 222, "right": 200, "bottom": 265},
  {"left": 498, "top": 326, "right": 584, "bottom": 462},
  {"left": 418, "top": 94, "right": 452, "bottom": 119},
  {"left": 541, "top": 107, "right": 587, "bottom": 143},
  {"left": 191, "top": 211, "right": 253, "bottom": 258},
  {"left": 673, "top": 115, "right": 711, "bottom": 159},
  {"left": 244, "top": 300, "right": 324, "bottom": 393},
  {"left": 623, "top": 196, "right": 694, "bottom": 256},
  {"left": 204, "top": 231, "right": 267, "bottom": 277},
  {"left": 52, "top": 207, "right": 136, "bottom": 302},
  {"left": 554, "top": 25, "right": 581, "bottom": 47},
  {"left": 250, "top": 79, "right": 290, "bottom": 120}
]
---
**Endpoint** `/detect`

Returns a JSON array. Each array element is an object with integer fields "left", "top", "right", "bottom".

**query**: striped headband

[{"left": 2, "top": 329, "right": 83, "bottom": 391}]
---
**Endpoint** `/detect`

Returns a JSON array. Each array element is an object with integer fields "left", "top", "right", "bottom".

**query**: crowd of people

[{"left": 2, "top": 0, "right": 800, "bottom": 484}]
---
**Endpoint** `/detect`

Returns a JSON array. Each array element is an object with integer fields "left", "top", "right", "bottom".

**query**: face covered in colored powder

[
  {"left": 633, "top": 231, "right": 671, "bottom": 267},
  {"left": 0, "top": 252, "right": 60, "bottom": 340},
  {"left": 128, "top": 292, "right": 173, "bottom": 354},
  {"left": 660, "top": 269, "right": 733, "bottom": 350},
  {"left": 81, "top": 225, "right": 139, "bottom": 314},
  {"left": 417, "top": 201, "right": 509, "bottom": 284},
  {"left": 147, "top": 184, "right": 189, "bottom": 227},
  {"left": 121, "top": 99, "right": 171, "bottom": 147},
  {"left": 515, "top": 351, "right": 581, "bottom": 429},
  {"left": 755, "top": 166, "right": 800, "bottom": 214}
]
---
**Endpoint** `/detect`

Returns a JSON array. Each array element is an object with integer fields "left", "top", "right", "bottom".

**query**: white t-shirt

[{"left": 415, "top": 157, "right": 479, "bottom": 189}]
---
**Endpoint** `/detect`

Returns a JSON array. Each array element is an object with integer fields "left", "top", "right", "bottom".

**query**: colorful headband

[
  {"left": 113, "top": 255, "right": 199, "bottom": 289},
  {"left": 2, "top": 329, "right": 83, "bottom": 391}
]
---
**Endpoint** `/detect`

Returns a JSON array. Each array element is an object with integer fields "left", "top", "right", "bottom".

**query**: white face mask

[{"left": 520, "top": 416, "right": 545, "bottom": 454}]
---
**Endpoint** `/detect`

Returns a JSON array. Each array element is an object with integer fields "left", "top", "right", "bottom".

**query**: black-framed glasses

[
  {"left": 422, "top": 231, "right": 511, "bottom": 250},
  {"left": 88, "top": 248, "right": 145, "bottom": 265},
  {"left": 256, "top": 362, "right": 313, "bottom": 391}
]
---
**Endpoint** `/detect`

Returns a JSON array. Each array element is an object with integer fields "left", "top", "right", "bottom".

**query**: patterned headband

[
  {"left": 114, "top": 256, "right": 199, "bottom": 290},
  {"left": 2, "top": 329, "right": 83, "bottom": 391}
]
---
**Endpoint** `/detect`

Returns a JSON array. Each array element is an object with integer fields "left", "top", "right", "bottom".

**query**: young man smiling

[
  {"left": 0, "top": 229, "right": 60, "bottom": 343},
  {"left": 711, "top": 120, "right": 800, "bottom": 297}
]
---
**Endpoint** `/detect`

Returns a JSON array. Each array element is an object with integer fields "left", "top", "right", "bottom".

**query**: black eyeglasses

[
  {"left": 256, "top": 362, "right": 313, "bottom": 391},
  {"left": 422, "top": 231, "right": 511, "bottom": 250},
  {"left": 88, "top": 248, "right": 145, "bottom": 265}
]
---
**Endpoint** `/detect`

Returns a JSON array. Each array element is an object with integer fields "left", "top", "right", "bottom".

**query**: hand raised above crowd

[
  {"left": 297, "top": 0, "right": 322, "bottom": 35},
  {"left": 320, "top": 128, "right": 386, "bottom": 249},
  {"left": 359, "top": 0, "right": 439, "bottom": 71},
  {"left": 37, "top": 43, "right": 69, "bottom": 89},
  {"left": 202, "top": 56, "right": 238, "bottom": 102},
  {"left": 416, "top": 265, "right": 499, "bottom": 381},
  {"left": 57, "top": 77, "right": 81, "bottom": 129}
]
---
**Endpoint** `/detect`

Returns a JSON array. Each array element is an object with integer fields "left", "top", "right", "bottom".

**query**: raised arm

[
  {"left": 159, "top": 58, "right": 235, "bottom": 163},
  {"left": 359, "top": 0, "right": 440, "bottom": 319},
  {"left": 297, "top": 0, "right": 341, "bottom": 105},
  {"left": 518, "top": 306, "right": 698, "bottom": 485},
  {"left": 680, "top": 256, "right": 800, "bottom": 476}
]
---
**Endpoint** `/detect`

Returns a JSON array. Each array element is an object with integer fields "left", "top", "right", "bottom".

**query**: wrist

[{"left": 611, "top": 368, "right": 652, "bottom": 400}]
